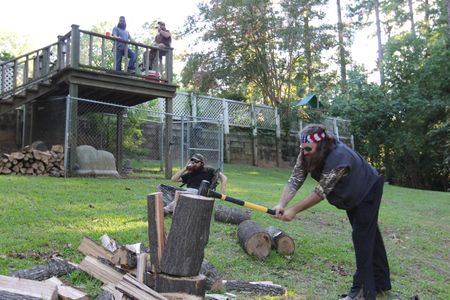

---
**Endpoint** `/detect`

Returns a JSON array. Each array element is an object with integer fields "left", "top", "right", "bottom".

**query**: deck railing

[{"left": 0, "top": 24, "right": 173, "bottom": 99}]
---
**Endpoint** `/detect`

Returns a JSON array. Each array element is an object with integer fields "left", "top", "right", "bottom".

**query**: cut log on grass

[
  {"left": 200, "top": 260, "right": 223, "bottom": 291},
  {"left": 214, "top": 205, "right": 251, "bottom": 225},
  {"left": 224, "top": 280, "right": 286, "bottom": 296},
  {"left": 78, "top": 236, "right": 114, "bottom": 262},
  {"left": 9, "top": 258, "right": 78, "bottom": 280},
  {"left": 79, "top": 256, "right": 123, "bottom": 286},
  {"left": 0, "top": 275, "right": 58, "bottom": 300},
  {"left": 155, "top": 273, "right": 207, "bottom": 297},
  {"left": 266, "top": 226, "right": 295, "bottom": 255},
  {"left": 237, "top": 220, "right": 271, "bottom": 260},
  {"left": 160, "top": 194, "right": 215, "bottom": 277},
  {"left": 147, "top": 192, "right": 166, "bottom": 273}
]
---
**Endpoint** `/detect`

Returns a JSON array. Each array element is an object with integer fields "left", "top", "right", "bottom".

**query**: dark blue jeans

[
  {"left": 115, "top": 48, "right": 136, "bottom": 71},
  {"left": 346, "top": 176, "right": 391, "bottom": 300}
]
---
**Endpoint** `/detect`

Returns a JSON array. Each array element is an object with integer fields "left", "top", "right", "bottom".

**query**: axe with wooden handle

[{"left": 198, "top": 180, "right": 276, "bottom": 215}]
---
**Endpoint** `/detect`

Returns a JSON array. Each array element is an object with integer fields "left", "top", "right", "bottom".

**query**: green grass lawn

[{"left": 0, "top": 163, "right": 448, "bottom": 299}]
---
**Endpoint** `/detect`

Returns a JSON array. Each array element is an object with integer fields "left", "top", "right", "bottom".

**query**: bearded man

[
  {"left": 273, "top": 124, "right": 391, "bottom": 300},
  {"left": 159, "top": 153, "right": 227, "bottom": 215},
  {"left": 112, "top": 16, "right": 137, "bottom": 73}
]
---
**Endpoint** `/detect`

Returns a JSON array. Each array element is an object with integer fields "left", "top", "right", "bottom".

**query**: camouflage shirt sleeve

[
  {"left": 286, "top": 151, "right": 308, "bottom": 193},
  {"left": 314, "top": 167, "right": 349, "bottom": 199}
]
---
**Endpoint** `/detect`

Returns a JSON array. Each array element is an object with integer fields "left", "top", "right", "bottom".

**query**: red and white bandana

[{"left": 300, "top": 132, "right": 326, "bottom": 143}]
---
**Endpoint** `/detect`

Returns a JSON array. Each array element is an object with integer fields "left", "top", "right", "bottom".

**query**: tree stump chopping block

[
  {"left": 237, "top": 220, "right": 271, "bottom": 260},
  {"left": 214, "top": 205, "right": 252, "bottom": 225},
  {"left": 155, "top": 273, "right": 207, "bottom": 297},
  {"left": 266, "top": 226, "right": 295, "bottom": 255},
  {"left": 147, "top": 192, "right": 166, "bottom": 273},
  {"left": 160, "top": 194, "right": 215, "bottom": 277}
]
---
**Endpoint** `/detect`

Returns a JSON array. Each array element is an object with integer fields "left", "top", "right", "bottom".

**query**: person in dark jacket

[
  {"left": 273, "top": 124, "right": 391, "bottom": 300},
  {"left": 171, "top": 153, "right": 227, "bottom": 194},
  {"left": 159, "top": 153, "right": 227, "bottom": 215}
]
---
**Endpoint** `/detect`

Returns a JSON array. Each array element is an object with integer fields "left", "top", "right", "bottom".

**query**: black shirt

[{"left": 181, "top": 167, "right": 216, "bottom": 189}]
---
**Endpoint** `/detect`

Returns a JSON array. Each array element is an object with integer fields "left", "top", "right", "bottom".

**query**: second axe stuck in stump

[{"left": 198, "top": 180, "right": 276, "bottom": 215}]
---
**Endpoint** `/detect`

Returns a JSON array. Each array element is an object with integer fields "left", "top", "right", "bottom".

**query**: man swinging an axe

[{"left": 271, "top": 124, "right": 392, "bottom": 300}]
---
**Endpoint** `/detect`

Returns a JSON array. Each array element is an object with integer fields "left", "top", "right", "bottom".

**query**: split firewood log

[
  {"left": 147, "top": 192, "right": 166, "bottom": 273},
  {"left": 117, "top": 273, "right": 168, "bottom": 300},
  {"left": 237, "top": 220, "right": 271, "bottom": 260},
  {"left": 0, "top": 275, "right": 58, "bottom": 300},
  {"left": 214, "top": 205, "right": 251, "bottom": 225},
  {"left": 266, "top": 226, "right": 295, "bottom": 255},
  {"left": 78, "top": 236, "right": 114, "bottom": 262},
  {"left": 79, "top": 256, "right": 123, "bottom": 286},
  {"left": 111, "top": 246, "right": 137, "bottom": 269}
]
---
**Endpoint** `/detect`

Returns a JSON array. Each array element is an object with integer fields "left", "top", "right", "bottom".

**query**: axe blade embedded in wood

[{"left": 198, "top": 180, "right": 276, "bottom": 215}]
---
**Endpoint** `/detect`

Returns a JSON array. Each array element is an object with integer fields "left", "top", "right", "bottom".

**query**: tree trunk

[
  {"left": 160, "top": 194, "right": 215, "bottom": 277},
  {"left": 214, "top": 205, "right": 251, "bottom": 225},
  {"left": 266, "top": 226, "right": 295, "bottom": 255},
  {"left": 304, "top": 9, "right": 313, "bottom": 92},
  {"left": 336, "top": 0, "right": 347, "bottom": 93},
  {"left": 237, "top": 220, "right": 271, "bottom": 260},
  {"left": 374, "top": 0, "right": 384, "bottom": 85},
  {"left": 408, "top": 0, "right": 415, "bottom": 34}
]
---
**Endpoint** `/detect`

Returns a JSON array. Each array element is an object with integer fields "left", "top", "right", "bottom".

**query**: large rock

[{"left": 74, "top": 145, "right": 119, "bottom": 177}]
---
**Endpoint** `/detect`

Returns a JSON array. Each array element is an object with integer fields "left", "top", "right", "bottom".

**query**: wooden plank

[
  {"left": 117, "top": 274, "right": 167, "bottom": 300},
  {"left": 79, "top": 256, "right": 123, "bottom": 286},
  {"left": 0, "top": 275, "right": 58, "bottom": 300},
  {"left": 147, "top": 192, "right": 166, "bottom": 273},
  {"left": 78, "top": 236, "right": 114, "bottom": 261},
  {"left": 136, "top": 253, "right": 149, "bottom": 283}
]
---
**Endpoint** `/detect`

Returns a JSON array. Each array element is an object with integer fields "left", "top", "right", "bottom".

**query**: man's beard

[
  {"left": 304, "top": 151, "right": 325, "bottom": 172},
  {"left": 186, "top": 164, "right": 203, "bottom": 173},
  {"left": 118, "top": 22, "right": 126, "bottom": 30}
]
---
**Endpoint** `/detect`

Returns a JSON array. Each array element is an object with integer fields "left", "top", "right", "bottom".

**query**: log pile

[{"left": 0, "top": 144, "right": 64, "bottom": 177}]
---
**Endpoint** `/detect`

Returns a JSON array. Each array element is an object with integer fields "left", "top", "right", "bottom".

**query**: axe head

[{"left": 198, "top": 180, "right": 210, "bottom": 197}]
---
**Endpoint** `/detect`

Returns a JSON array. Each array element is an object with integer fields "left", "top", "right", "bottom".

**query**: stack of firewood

[{"left": 0, "top": 144, "right": 64, "bottom": 177}]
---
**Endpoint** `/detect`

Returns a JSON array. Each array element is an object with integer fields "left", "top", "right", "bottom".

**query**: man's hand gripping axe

[{"left": 198, "top": 180, "right": 276, "bottom": 215}]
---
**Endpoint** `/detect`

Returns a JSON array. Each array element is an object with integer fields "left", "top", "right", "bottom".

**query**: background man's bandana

[{"left": 301, "top": 132, "right": 326, "bottom": 143}]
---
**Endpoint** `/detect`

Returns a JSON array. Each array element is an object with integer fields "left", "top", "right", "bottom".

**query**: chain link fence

[{"left": 65, "top": 97, "right": 223, "bottom": 178}]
